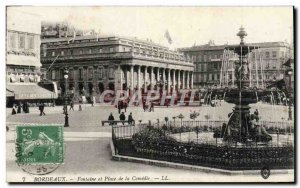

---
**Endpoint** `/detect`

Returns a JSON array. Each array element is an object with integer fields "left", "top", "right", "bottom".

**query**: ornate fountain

[{"left": 214, "top": 27, "right": 272, "bottom": 143}]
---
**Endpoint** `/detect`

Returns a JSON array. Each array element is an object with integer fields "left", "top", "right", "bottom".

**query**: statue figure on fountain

[
  {"left": 235, "top": 58, "right": 250, "bottom": 81},
  {"left": 221, "top": 111, "right": 272, "bottom": 143}
]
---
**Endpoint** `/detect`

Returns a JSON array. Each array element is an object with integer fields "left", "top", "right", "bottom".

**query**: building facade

[
  {"left": 179, "top": 41, "right": 293, "bottom": 89},
  {"left": 6, "top": 8, "right": 57, "bottom": 105},
  {"left": 41, "top": 35, "right": 194, "bottom": 100}
]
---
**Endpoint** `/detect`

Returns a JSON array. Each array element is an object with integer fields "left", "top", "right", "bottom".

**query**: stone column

[
  {"left": 167, "top": 69, "right": 171, "bottom": 93},
  {"left": 137, "top": 65, "right": 141, "bottom": 91},
  {"left": 162, "top": 68, "right": 166, "bottom": 90},
  {"left": 191, "top": 72, "right": 194, "bottom": 89},
  {"left": 187, "top": 71, "right": 190, "bottom": 89},
  {"left": 182, "top": 71, "right": 186, "bottom": 89},
  {"left": 151, "top": 67, "right": 154, "bottom": 90},
  {"left": 130, "top": 65, "right": 134, "bottom": 93},
  {"left": 172, "top": 69, "right": 176, "bottom": 91},
  {"left": 157, "top": 68, "right": 160, "bottom": 83},
  {"left": 178, "top": 70, "right": 181, "bottom": 90},
  {"left": 144, "top": 66, "right": 148, "bottom": 92}
]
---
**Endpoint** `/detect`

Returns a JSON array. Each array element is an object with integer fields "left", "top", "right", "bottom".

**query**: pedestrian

[
  {"left": 11, "top": 106, "right": 16, "bottom": 115},
  {"left": 91, "top": 97, "right": 94, "bottom": 107},
  {"left": 118, "top": 101, "right": 122, "bottom": 114},
  {"left": 25, "top": 102, "right": 30, "bottom": 113},
  {"left": 79, "top": 100, "right": 82, "bottom": 111},
  {"left": 150, "top": 101, "right": 154, "bottom": 112},
  {"left": 123, "top": 100, "right": 128, "bottom": 113},
  {"left": 40, "top": 103, "right": 46, "bottom": 116},
  {"left": 69, "top": 101, "right": 74, "bottom": 111},
  {"left": 128, "top": 112, "right": 135, "bottom": 125},
  {"left": 108, "top": 113, "right": 115, "bottom": 126},
  {"left": 254, "top": 109, "right": 259, "bottom": 116},
  {"left": 63, "top": 105, "right": 67, "bottom": 114},
  {"left": 119, "top": 112, "right": 126, "bottom": 125},
  {"left": 17, "top": 103, "right": 22, "bottom": 113},
  {"left": 142, "top": 100, "right": 146, "bottom": 112}
]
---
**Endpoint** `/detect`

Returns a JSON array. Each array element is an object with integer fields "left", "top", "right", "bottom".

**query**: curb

[{"left": 110, "top": 140, "right": 293, "bottom": 176}]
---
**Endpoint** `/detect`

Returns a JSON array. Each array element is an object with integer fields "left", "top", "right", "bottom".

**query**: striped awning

[{"left": 6, "top": 84, "right": 57, "bottom": 100}]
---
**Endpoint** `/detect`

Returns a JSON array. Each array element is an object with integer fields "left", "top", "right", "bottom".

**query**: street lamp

[
  {"left": 177, "top": 113, "right": 184, "bottom": 142},
  {"left": 287, "top": 68, "right": 293, "bottom": 121},
  {"left": 64, "top": 68, "right": 69, "bottom": 127}
]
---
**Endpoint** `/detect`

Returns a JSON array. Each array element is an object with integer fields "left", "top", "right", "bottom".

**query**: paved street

[{"left": 6, "top": 103, "right": 294, "bottom": 182}]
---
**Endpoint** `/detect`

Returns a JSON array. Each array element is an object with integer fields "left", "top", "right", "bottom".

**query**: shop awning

[
  {"left": 6, "top": 84, "right": 57, "bottom": 100},
  {"left": 6, "top": 89, "right": 14, "bottom": 97},
  {"left": 6, "top": 54, "right": 41, "bottom": 67}
]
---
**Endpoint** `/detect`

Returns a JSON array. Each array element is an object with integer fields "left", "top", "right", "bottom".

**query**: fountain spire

[{"left": 236, "top": 26, "right": 247, "bottom": 45}]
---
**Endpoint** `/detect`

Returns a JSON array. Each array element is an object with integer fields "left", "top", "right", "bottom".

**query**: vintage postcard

[{"left": 6, "top": 6, "right": 295, "bottom": 183}]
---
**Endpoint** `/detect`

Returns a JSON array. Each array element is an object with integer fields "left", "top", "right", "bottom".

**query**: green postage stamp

[{"left": 15, "top": 125, "right": 64, "bottom": 165}]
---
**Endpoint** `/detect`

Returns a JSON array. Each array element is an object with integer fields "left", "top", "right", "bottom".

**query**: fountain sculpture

[{"left": 214, "top": 27, "right": 272, "bottom": 143}]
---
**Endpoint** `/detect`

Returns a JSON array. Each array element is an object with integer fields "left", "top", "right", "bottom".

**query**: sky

[{"left": 8, "top": 6, "right": 293, "bottom": 49}]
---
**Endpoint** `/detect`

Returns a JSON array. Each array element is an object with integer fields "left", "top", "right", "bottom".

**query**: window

[
  {"left": 88, "top": 67, "right": 93, "bottom": 79},
  {"left": 19, "top": 33, "right": 25, "bottom": 49},
  {"left": 217, "top": 74, "right": 220, "bottom": 80},
  {"left": 213, "top": 63, "right": 218, "bottom": 69},
  {"left": 79, "top": 50, "right": 83, "bottom": 55},
  {"left": 265, "top": 51, "right": 270, "bottom": 58},
  {"left": 89, "top": 49, "right": 92, "bottom": 54},
  {"left": 27, "top": 35, "right": 34, "bottom": 49},
  {"left": 69, "top": 69, "right": 74, "bottom": 80},
  {"left": 52, "top": 51, "right": 55, "bottom": 56},
  {"left": 79, "top": 69, "right": 83, "bottom": 80},
  {"left": 51, "top": 70, "right": 56, "bottom": 80},
  {"left": 198, "top": 55, "right": 202, "bottom": 62},
  {"left": 43, "top": 52, "right": 47, "bottom": 57},
  {"left": 109, "top": 47, "right": 114, "bottom": 53},
  {"left": 8, "top": 32, "right": 17, "bottom": 49},
  {"left": 99, "top": 48, "right": 103, "bottom": 53},
  {"left": 109, "top": 67, "right": 114, "bottom": 78},
  {"left": 272, "top": 51, "right": 277, "bottom": 58},
  {"left": 98, "top": 67, "right": 103, "bottom": 79},
  {"left": 209, "top": 73, "right": 212, "bottom": 80},
  {"left": 201, "top": 64, "right": 205, "bottom": 72},
  {"left": 281, "top": 51, "right": 285, "bottom": 58},
  {"left": 61, "top": 51, "right": 64, "bottom": 56},
  {"left": 203, "top": 55, "right": 207, "bottom": 62}
]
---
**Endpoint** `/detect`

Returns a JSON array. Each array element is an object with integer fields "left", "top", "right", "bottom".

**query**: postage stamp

[{"left": 15, "top": 125, "right": 64, "bottom": 165}]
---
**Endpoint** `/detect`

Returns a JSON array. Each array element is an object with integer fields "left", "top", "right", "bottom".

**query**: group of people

[
  {"left": 11, "top": 102, "right": 30, "bottom": 115},
  {"left": 142, "top": 100, "right": 155, "bottom": 112},
  {"left": 108, "top": 112, "right": 135, "bottom": 125}
]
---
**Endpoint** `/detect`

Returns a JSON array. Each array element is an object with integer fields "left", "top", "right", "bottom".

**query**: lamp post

[
  {"left": 64, "top": 68, "right": 69, "bottom": 127},
  {"left": 287, "top": 68, "right": 293, "bottom": 121},
  {"left": 178, "top": 113, "right": 184, "bottom": 142}
]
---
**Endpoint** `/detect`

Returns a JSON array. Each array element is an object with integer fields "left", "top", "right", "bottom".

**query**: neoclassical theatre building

[{"left": 41, "top": 35, "right": 194, "bottom": 99}]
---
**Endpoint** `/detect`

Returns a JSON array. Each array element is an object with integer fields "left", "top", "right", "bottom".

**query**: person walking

[
  {"left": 11, "top": 106, "right": 16, "bottom": 115},
  {"left": 119, "top": 112, "right": 126, "bottom": 125},
  {"left": 117, "top": 101, "right": 122, "bottom": 114},
  {"left": 40, "top": 103, "right": 46, "bottom": 116},
  {"left": 17, "top": 103, "right": 22, "bottom": 113},
  {"left": 150, "top": 101, "right": 154, "bottom": 112},
  {"left": 128, "top": 112, "right": 135, "bottom": 125},
  {"left": 91, "top": 97, "right": 94, "bottom": 107},
  {"left": 123, "top": 100, "right": 128, "bottom": 113},
  {"left": 142, "top": 100, "right": 146, "bottom": 112},
  {"left": 78, "top": 100, "right": 82, "bottom": 111},
  {"left": 69, "top": 101, "right": 74, "bottom": 111}
]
